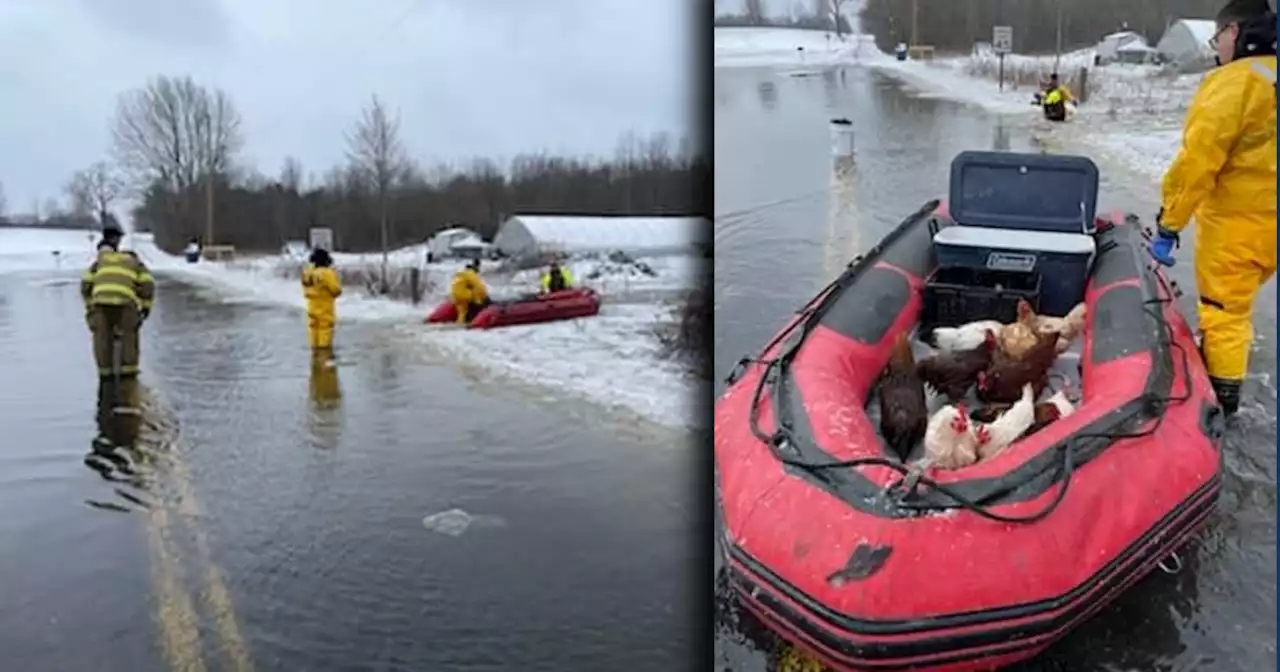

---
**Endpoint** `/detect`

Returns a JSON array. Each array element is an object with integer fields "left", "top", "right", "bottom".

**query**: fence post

[
  {"left": 1078, "top": 67, "right": 1089, "bottom": 104},
  {"left": 409, "top": 267, "right": 422, "bottom": 305}
]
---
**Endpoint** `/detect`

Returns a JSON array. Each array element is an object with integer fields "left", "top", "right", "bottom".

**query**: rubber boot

[{"left": 1209, "top": 377, "right": 1241, "bottom": 417}]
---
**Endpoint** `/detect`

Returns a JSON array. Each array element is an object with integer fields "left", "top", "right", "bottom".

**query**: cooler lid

[{"left": 948, "top": 151, "right": 1099, "bottom": 233}]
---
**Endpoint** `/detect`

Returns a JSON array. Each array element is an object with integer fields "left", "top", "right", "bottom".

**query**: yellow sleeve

[
  {"left": 472, "top": 276, "right": 488, "bottom": 302},
  {"left": 563, "top": 268, "right": 575, "bottom": 286},
  {"left": 132, "top": 255, "right": 155, "bottom": 309},
  {"left": 1160, "top": 70, "right": 1246, "bottom": 232},
  {"left": 451, "top": 275, "right": 472, "bottom": 303},
  {"left": 81, "top": 260, "right": 98, "bottom": 304},
  {"left": 323, "top": 268, "right": 342, "bottom": 298},
  {"left": 539, "top": 273, "right": 550, "bottom": 291}
]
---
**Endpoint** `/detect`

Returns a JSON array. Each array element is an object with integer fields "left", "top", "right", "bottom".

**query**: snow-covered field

[
  {"left": 714, "top": 27, "right": 1200, "bottom": 184},
  {"left": 0, "top": 228, "right": 706, "bottom": 430}
]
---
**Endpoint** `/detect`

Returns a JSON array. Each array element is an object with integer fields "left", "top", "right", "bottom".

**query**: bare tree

[
  {"left": 829, "top": 0, "right": 851, "bottom": 37},
  {"left": 111, "top": 74, "right": 244, "bottom": 242},
  {"left": 42, "top": 197, "right": 63, "bottom": 220},
  {"left": 744, "top": 0, "right": 764, "bottom": 25},
  {"left": 67, "top": 161, "right": 124, "bottom": 225},
  {"left": 346, "top": 95, "right": 408, "bottom": 292},
  {"left": 280, "top": 156, "right": 303, "bottom": 193}
]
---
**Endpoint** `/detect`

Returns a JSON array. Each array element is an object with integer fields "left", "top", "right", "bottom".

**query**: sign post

[
  {"left": 993, "top": 25, "right": 1013, "bottom": 92},
  {"left": 309, "top": 227, "right": 334, "bottom": 252}
]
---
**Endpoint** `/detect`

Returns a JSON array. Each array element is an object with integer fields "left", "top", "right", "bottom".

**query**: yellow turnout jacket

[{"left": 82, "top": 249, "right": 155, "bottom": 311}]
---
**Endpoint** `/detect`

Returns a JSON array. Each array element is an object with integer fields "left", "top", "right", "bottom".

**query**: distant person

[
  {"left": 450, "top": 259, "right": 490, "bottom": 324},
  {"left": 301, "top": 248, "right": 342, "bottom": 360},
  {"left": 1149, "top": 0, "right": 1276, "bottom": 417},
  {"left": 184, "top": 237, "right": 201, "bottom": 263},
  {"left": 539, "top": 260, "right": 574, "bottom": 294},
  {"left": 1035, "top": 73, "right": 1075, "bottom": 121},
  {"left": 82, "top": 222, "right": 154, "bottom": 380}
]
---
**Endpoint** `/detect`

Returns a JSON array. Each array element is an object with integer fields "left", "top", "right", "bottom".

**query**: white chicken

[
  {"left": 1041, "top": 388, "right": 1076, "bottom": 418},
  {"left": 928, "top": 320, "right": 1003, "bottom": 353},
  {"left": 974, "top": 384, "right": 1036, "bottom": 461},
  {"left": 922, "top": 403, "right": 980, "bottom": 469}
]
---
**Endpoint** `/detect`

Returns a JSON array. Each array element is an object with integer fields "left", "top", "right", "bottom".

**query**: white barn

[
  {"left": 1096, "top": 30, "right": 1148, "bottom": 64},
  {"left": 1157, "top": 19, "right": 1217, "bottom": 69},
  {"left": 493, "top": 215, "right": 707, "bottom": 259}
]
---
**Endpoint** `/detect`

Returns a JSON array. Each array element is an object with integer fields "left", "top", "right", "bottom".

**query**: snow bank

[
  {"left": 129, "top": 240, "right": 705, "bottom": 430},
  {"left": 714, "top": 27, "right": 874, "bottom": 69},
  {"left": 0, "top": 227, "right": 101, "bottom": 272}
]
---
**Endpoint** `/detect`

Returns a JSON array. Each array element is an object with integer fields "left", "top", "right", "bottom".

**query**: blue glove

[{"left": 1149, "top": 226, "right": 1179, "bottom": 267}]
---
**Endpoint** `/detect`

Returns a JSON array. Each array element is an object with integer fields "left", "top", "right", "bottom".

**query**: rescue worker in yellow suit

[
  {"left": 82, "top": 222, "right": 154, "bottom": 380},
  {"left": 1150, "top": 0, "right": 1276, "bottom": 417},
  {"left": 1034, "top": 73, "right": 1075, "bottom": 122},
  {"left": 450, "top": 259, "right": 490, "bottom": 323},
  {"left": 539, "top": 260, "right": 575, "bottom": 294},
  {"left": 301, "top": 247, "right": 343, "bottom": 359}
]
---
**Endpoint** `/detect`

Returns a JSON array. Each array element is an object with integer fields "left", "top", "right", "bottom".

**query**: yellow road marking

[
  {"left": 146, "top": 496, "right": 208, "bottom": 672},
  {"left": 136, "top": 387, "right": 254, "bottom": 672}
]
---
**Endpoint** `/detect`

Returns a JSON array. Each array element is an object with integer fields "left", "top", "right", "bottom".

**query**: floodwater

[
  {"left": 0, "top": 272, "right": 699, "bottom": 671},
  {"left": 713, "top": 65, "right": 1276, "bottom": 671}
]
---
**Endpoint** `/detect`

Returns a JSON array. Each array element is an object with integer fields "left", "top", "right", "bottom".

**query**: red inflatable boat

[
  {"left": 423, "top": 288, "right": 601, "bottom": 329},
  {"left": 714, "top": 201, "right": 1224, "bottom": 671}
]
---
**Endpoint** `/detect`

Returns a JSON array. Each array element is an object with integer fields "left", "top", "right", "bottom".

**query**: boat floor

[{"left": 863, "top": 330, "right": 1085, "bottom": 464}]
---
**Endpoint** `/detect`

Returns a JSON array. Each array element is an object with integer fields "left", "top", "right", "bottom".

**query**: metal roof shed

[{"left": 492, "top": 215, "right": 707, "bottom": 258}]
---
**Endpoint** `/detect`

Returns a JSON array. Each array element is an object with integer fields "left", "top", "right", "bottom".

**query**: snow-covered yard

[{"left": 0, "top": 228, "right": 707, "bottom": 430}]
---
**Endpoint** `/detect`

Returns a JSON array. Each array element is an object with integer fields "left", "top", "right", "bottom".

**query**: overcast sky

[{"left": 0, "top": 0, "right": 695, "bottom": 216}]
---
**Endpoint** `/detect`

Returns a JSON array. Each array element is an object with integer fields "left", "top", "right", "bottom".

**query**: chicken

[
  {"left": 970, "top": 387, "right": 1078, "bottom": 436},
  {"left": 922, "top": 403, "right": 979, "bottom": 469},
  {"left": 1033, "top": 302, "right": 1088, "bottom": 354},
  {"left": 976, "top": 329, "right": 1059, "bottom": 404},
  {"left": 916, "top": 330, "right": 997, "bottom": 401},
  {"left": 877, "top": 332, "right": 929, "bottom": 461},
  {"left": 975, "top": 384, "right": 1037, "bottom": 461},
  {"left": 997, "top": 299, "right": 1040, "bottom": 359},
  {"left": 928, "top": 320, "right": 1003, "bottom": 353},
  {"left": 1024, "top": 388, "right": 1076, "bottom": 435}
]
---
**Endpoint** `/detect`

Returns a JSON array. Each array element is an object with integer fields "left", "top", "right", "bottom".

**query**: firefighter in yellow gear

[
  {"left": 539, "top": 261, "right": 575, "bottom": 293},
  {"left": 1150, "top": 0, "right": 1276, "bottom": 416},
  {"left": 450, "top": 259, "right": 490, "bottom": 323},
  {"left": 1037, "top": 73, "right": 1075, "bottom": 122},
  {"left": 301, "top": 248, "right": 343, "bottom": 351},
  {"left": 81, "top": 223, "right": 154, "bottom": 379}
]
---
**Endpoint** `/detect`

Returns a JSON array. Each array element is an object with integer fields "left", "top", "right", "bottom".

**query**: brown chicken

[
  {"left": 997, "top": 299, "right": 1040, "bottom": 359},
  {"left": 916, "top": 330, "right": 997, "bottom": 401},
  {"left": 877, "top": 332, "right": 929, "bottom": 461},
  {"left": 976, "top": 329, "right": 1059, "bottom": 404},
  {"left": 1035, "top": 302, "right": 1088, "bottom": 354}
]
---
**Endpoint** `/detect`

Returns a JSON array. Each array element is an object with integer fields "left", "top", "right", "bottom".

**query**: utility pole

[
  {"left": 1054, "top": 0, "right": 1064, "bottom": 71},
  {"left": 911, "top": 0, "right": 919, "bottom": 47},
  {"left": 205, "top": 170, "right": 214, "bottom": 246}
]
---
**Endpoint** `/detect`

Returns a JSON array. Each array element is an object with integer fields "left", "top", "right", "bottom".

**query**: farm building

[
  {"left": 1096, "top": 30, "right": 1148, "bottom": 64},
  {"left": 492, "top": 215, "right": 706, "bottom": 259},
  {"left": 1115, "top": 41, "right": 1158, "bottom": 64},
  {"left": 1156, "top": 19, "right": 1217, "bottom": 70}
]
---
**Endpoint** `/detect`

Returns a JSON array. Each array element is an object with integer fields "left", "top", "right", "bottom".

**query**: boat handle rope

[
  {"left": 740, "top": 254, "right": 1195, "bottom": 525},
  {"left": 1158, "top": 551, "right": 1184, "bottom": 575}
]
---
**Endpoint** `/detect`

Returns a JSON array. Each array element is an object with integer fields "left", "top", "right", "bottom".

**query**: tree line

[
  {"left": 715, "top": 0, "right": 855, "bottom": 35},
  {"left": 858, "top": 0, "right": 1229, "bottom": 53},
  {"left": 51, "top": 75, "right": 706, "bottom": 277}
]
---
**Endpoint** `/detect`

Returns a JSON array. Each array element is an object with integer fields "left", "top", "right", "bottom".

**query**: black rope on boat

[{"left": 743, "top": 228, "right": 1195, "bottom": 524}]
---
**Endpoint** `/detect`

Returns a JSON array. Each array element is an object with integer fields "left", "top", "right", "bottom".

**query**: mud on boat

[
  {"left": 714, "top": 155, "right": 1225, "bottom": 672},
  {"left": 424, "top": 288, "right": 601, "bottom": 329}
]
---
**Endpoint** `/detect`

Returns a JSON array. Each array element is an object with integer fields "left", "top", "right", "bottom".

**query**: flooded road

[
  {"left": 713, "top": 65, "right": 1276, "bottom": 671},
  {"left": 0, "top": 272, "right": 699, "bottom": 671}
]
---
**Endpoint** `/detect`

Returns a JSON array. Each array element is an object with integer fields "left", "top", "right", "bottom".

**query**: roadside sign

[
  {"left": 309, "top": 227, "right": 334, "bottom": 251},
  {"left": 993, "top": 25, "right": 1013, "bottom": 54}
]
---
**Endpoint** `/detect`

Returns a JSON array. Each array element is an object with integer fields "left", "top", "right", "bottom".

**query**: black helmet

[
  {"left": 101, "top": 221, "right": 124, "bottom": 238},
  {"left": 309, "top": 248, "right": 333, "bottom": 267}
]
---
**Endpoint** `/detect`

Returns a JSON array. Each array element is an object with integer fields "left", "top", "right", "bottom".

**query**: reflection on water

[
  {"left": 714, "top": 64, "right": 1277, "bottom": 672},
  {"left": 757, "top": 80, "right": 777, "bottom": 110}
]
